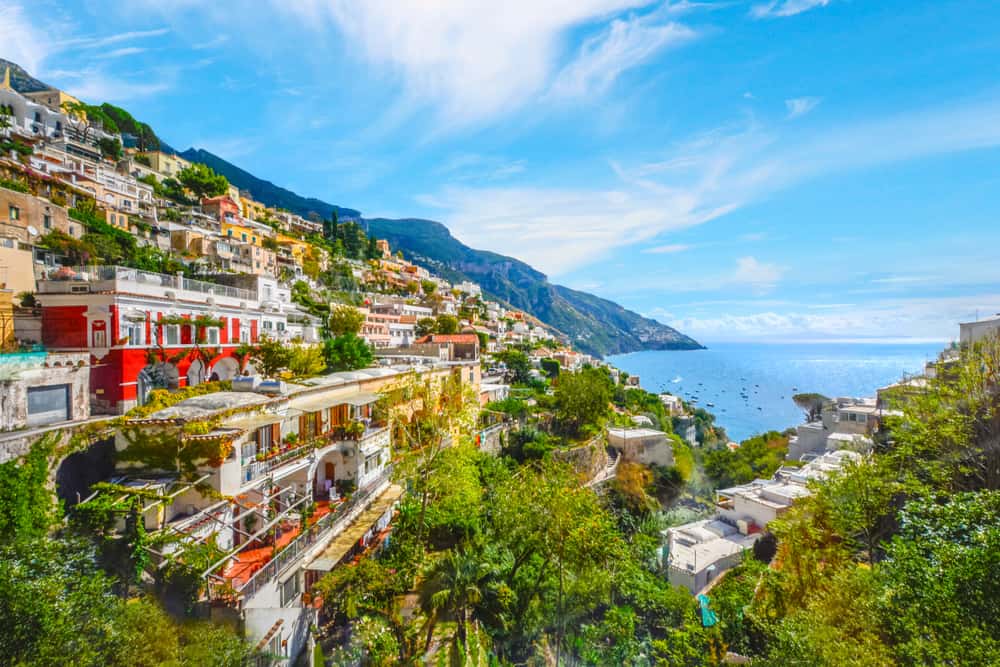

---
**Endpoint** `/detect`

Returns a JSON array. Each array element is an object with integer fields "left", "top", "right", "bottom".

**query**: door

[{"left": 27, "top": 385, "right": 70, "bottom": 427}]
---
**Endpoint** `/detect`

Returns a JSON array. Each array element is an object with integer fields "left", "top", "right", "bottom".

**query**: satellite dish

[{"left": 26, "top": 225, "right": 39, "bottom": 237}]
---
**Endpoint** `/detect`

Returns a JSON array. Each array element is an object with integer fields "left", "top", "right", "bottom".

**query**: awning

[
  {"left": 306, "top": 484, "right": 404, "bottom": 571},
  {"left": 225, "top": 412, "right": 286, "bottom": 431},
  {"left": 342, "top": 392, "right": 380, "bottom": 407},
  {"left": 287, "top": 393, "right": 348, "bottom": 415}
]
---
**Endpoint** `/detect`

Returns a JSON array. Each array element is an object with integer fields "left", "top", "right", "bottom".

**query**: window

[
  {"left": 93, "top": 329, "right": 107, "bottom": 348},
  {"left": 241, "top": 233, "right": 248, "bottom": 242},
  {"left": 263, "top": 321, "right": 274, "bottom": 331},
  {"left": 123, "top": 322, "right": 145, "bottom": 346},
  {"left": 43, "top": 214, "right": 52, "bottom": 229},
  {"left": 227, "top": 229, "right": 233, "bottom": 237},
  {"left": 8, "top": 205, "right": 19, "bottom": 221},
  {"left": 280, "top": 574, "right": 301, "bottom": 607},
  {"left": 204, "top": 327, "right": 220, "bottom": 345},
  {"left": 163, "top": 324, "right": 180, "bottom": 346},
  {"left": 364, "top": 453, "right": 380, "bottom": 475},
  {"left": 240, "top": 326, "right": 250, "bottom": 343}
]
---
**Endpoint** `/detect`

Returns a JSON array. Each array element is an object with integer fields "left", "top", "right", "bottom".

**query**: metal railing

[
  {"left": 41, "top": 266, "right": 258, "bottom": 302},
  {"left": 235, "top": 466, "right": 394, "bottom": 601}
]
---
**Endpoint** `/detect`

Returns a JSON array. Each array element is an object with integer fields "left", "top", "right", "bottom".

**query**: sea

[{"left": 608, "top": 341, "right": 944, "bottom": 442}]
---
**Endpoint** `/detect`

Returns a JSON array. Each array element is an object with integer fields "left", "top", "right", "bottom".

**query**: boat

[{"left": 706, "top": 402, "right": 715, "bottom": 408}]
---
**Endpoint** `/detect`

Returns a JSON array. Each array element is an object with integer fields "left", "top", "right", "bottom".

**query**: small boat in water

[{"left": 706, "top": 402, "right": 715, "bottom": 407}]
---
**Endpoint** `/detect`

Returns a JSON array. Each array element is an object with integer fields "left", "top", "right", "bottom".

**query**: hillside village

[{"left": 2, "top": 64, "right": 999, "bottom": 667}]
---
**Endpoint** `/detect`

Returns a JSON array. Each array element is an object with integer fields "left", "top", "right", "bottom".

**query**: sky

[{"left": 3, "top": 0, "right": 1000, "bottom": 343}]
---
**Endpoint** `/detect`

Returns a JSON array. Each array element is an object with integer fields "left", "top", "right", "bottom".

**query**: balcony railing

[
  {"left": 233, "top": 466, "right": 394, "bottom": 601},
  {"left": 38, "top": 265, "right": 258, "bottom": 302}
]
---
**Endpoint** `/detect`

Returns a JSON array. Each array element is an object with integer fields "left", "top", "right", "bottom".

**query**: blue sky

[{"left": 4, "top": 0, "right": 1000, "bottom": 342}]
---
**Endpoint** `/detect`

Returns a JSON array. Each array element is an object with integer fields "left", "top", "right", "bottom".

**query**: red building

[{"left": 37, "top": 266, "right": 289, "bottom": 414}]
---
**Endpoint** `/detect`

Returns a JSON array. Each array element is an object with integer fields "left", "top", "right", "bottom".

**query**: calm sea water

[{"left": 608, "top": 342, "right": 943, "bottom": 442}]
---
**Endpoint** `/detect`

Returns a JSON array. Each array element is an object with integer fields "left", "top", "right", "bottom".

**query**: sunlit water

[{"left": 608, "top": 342, "right": 942, "bottom": 442}]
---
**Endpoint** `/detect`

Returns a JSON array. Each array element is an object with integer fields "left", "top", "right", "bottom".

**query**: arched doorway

[
  {"left": 211, "top": 356, "right": 240, "bottom": 381},
  {"left": 187, "top": 359, "right": 206, "bottom": 387}
]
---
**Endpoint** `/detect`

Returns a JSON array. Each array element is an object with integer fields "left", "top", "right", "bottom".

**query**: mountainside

[
  {"left": 175, "top": 150, "right": 700, "bottom": 355},
  {"left": 179, "top": 148, "right": 361, "bottom": 221},
  {"left": 0, "top": 58, "right": 50, "bottom": 93},
  {"left": 365, "top": 218, "right": 703, "bottom": 357}
]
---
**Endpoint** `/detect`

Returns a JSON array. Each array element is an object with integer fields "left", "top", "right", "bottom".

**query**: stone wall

[{"left": 553, "top": 434, "right": 608, "bottom": 482}]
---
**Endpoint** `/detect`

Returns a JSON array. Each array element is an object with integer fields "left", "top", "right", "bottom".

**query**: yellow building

[
  {"left": 137, "top": 151, "right": 191, "bottom": 179},
  {"left": 276, "top": 234, "right": 309, "bottom": 261},
  {"left": 221, "top": 219, "right": 273, "bottom": 247},
  {"left": 23, "top": 88, "right": 81, "bottom": 116},
  {"left": 240, "top": 196, "right": 269, "bottom": 222}
]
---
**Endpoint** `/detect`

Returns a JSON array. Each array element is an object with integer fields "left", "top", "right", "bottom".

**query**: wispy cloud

[
  {"left": 550, "top": 13, "right": 696, "bottom": 99},
  {"left": 667, "top": 292, "right": 999, "bottom": 341},
  {"left": 0, "top": 4, "right": 51, "bottom": 74},
  {"left": 421, "top": 94, "right": 1000, "bottom": 276},
  {"left": 751, "top": 0, "right": 831, "bottom": 19},
  {"left": 734, "top": 256, "right": 784, "bottom": 294},
  {"left": 96, "top": 46, "right": 148, "bottom": 59},
  {"left": 59, "top": 27, "right": 170, "bottom": 50},
  {"left": 272, "top": 1, "right": 673, "bottom": 127},
  {"left": 643, "top": 243, "right": 692, "bottom": 254},
  {"left": 48, "top": 67, "right": 172, "bottom": 103},
  {"left": 785, "top": 96, "right": 821, "bottom": 118}
]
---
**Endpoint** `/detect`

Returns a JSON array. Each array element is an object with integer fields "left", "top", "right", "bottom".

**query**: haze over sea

[{"left": 608, "top": 342, "right": 944, "bottom": 442}]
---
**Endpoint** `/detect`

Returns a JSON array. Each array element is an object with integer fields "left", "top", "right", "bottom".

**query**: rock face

[{"left": 364, "top": 218, "right": 704, "bottom": 357}]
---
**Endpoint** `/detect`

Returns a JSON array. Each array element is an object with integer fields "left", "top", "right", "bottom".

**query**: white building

[
  {"left": 607, "top": 427, "right": 674, "bottom": 468},
  {"left": 664, "top": 519, "right": 758, "bottom": 594},
  {"left": 664, "top": 449, "right": 861, "bottom": 593},
  {"left": 959, "top": 315, "right": 1000, "bottom": 346}
]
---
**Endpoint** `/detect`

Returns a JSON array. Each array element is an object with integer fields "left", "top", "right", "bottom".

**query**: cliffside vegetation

[{"left": 0, "top": 435, "right": 249, "bottom": 667}]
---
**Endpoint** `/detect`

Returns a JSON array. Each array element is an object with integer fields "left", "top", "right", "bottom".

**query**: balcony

[
  {"left": 37, "top": 265, "right": 259, "bottom": 307},
  {"left": 238, "top": 426, "right": 388, "bottom": 485},
  {"left": 212, "top": 466, "right": 394, "bottom": 602}
]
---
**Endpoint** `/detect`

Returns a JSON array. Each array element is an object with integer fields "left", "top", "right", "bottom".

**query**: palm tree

[{"left": 419, "top": 548, "right": 494, "bottom": 653}]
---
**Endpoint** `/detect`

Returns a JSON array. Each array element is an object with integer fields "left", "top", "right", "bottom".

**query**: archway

[
  {"left": 211, "top": 356, "right": 240, "bottom": 381},
  {"left": 187, "top": 359, "right": 206, "bottom": 387}
]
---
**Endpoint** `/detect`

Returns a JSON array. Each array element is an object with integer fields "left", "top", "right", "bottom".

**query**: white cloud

[
  {"left": 734, "top": 256, "right": 784, "bottom": 293},
  {"left": 62, "top": 27, "right": 170, "bottom": 50},
  {"left": 550, "top": 14, "right": 696, "bottom": 99},
  {"left": 96, "top": 47, "right": 148, "bottom": 59},
  {"left": 421, "top": 94, "right": 1000, "bottom": 277},
  {"left": 667, "top": 293, "right": 1000, "bottom": 342},
  {"left": 751, "top": 0, "right": 831, "bottom": 19},
  {"left": 0, "top": 4, "right": 51, "bottom": 74},
  {"left": 785, "top": 96, "right": 821, "bottom": 118},
  {"left": 274, "top": 0, "right": 660, "bottom": 126},
  {"left": 643, "top": 243, "right": 692, "bottom": 254},
  {"left": 49, "top": 67, "right": 172, "bottom": 103}
]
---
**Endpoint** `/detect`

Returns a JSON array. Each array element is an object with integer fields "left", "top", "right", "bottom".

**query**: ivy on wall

[{"left": 0, "top": 432, "right": 61, "bottom": 541}]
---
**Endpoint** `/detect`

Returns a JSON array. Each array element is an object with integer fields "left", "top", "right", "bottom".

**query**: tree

[
  {"left": 328, "top": 304, "right": 364, "bottom": 337},
  {"left": 540, "top": 358, "right": 560, "bottom": 379},
  {"left": 287, "top": 344, "right": 326, "bottom": 377},
  {"left": 98, "top": 136, "right": 123, "bottom": 160},
  {"left": 821, "top": 458, "right": 898, "bottom": 563},
  {"left": 495, "top": 349, "right": 532, "bottom": 385},
  {"left": 435, "top": 314, "right": 459, "bottom": 334},
  {"left": 177, "top": 163, "right": 229, "bottom": 200},
  {"left": 420, "top": 547, "right": 495, "bottom": 651},
  {"left": 250, "top": 335, "right": 291, "bottom": 378},
  {"left": 554, "top": 367, "right": 612, "bottom": 437},
  {"left": 415, "top": 317, "right": 436, "bottom": 337},
  {"left": 323, "top": 334, "right": 373, "bottom": 371},
  {"left": 420, "top": 280, "right": 437, "bottom": 296}
]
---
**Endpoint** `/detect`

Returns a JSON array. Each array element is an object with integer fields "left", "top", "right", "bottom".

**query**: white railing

[
  {"left": 233, "top": 466, "right": 394, "bottom": 601},
  {"left": 41, "top": 265, "right": 258, "bottom": 301}
]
